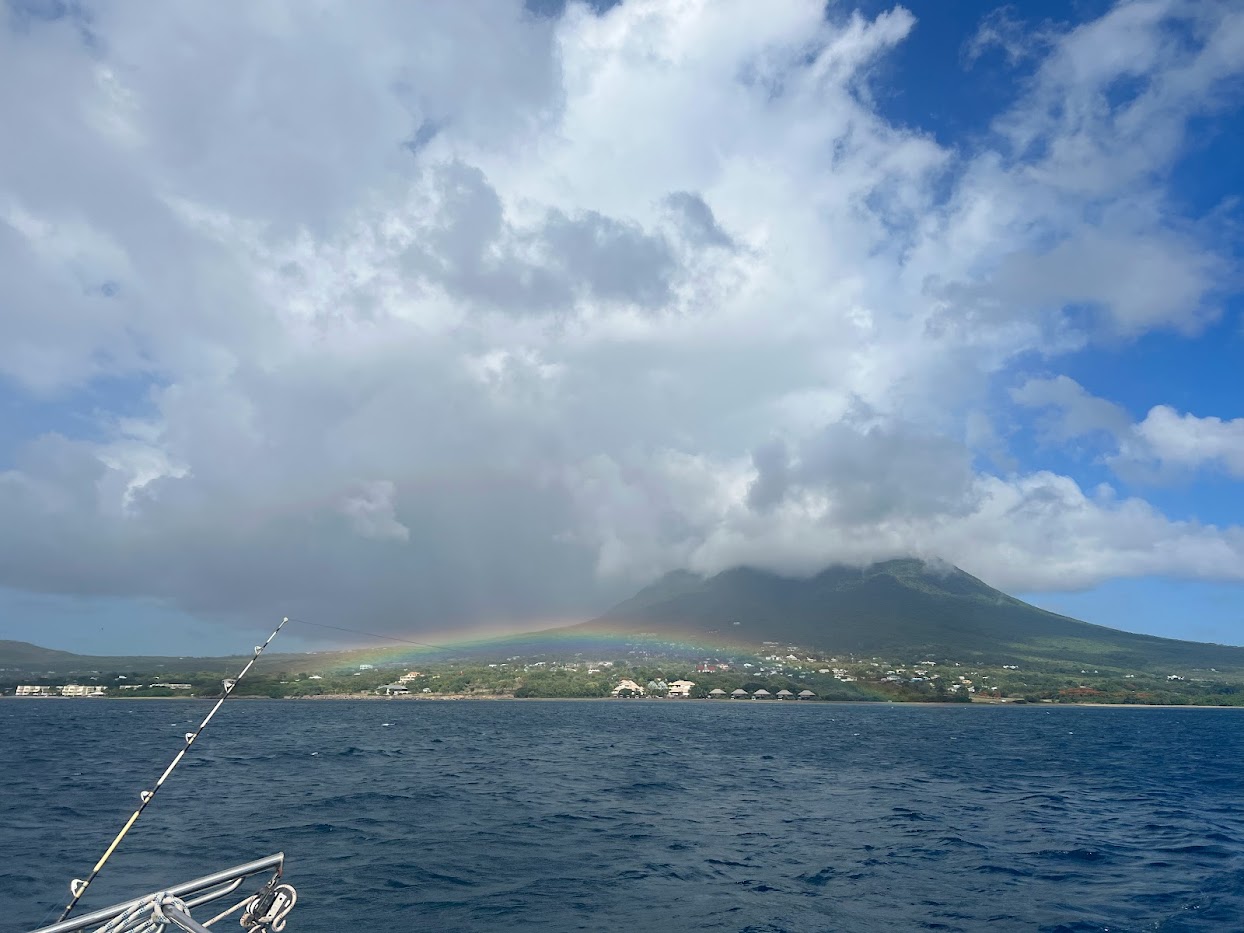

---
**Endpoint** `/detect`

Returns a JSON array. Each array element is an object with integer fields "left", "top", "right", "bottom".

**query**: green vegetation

[{"left": 8, "top": 646, "right": 1243, "bottom": 706}]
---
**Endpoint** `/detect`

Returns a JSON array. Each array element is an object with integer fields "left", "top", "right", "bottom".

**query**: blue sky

[{"left": 0, "top": 0, "right": 1242, "bottom": 655}]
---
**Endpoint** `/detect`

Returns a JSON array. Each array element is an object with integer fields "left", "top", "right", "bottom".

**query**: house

[
  {"left": 611, "top": 679, "right": 645, "bottom": 697},
  {"left": 667, "top": 680, "right": 696, "bottom": 698},
  {"left": 708, "top": 688, "right": 728, "bottom": 699},
  {"left": 798, "top": 690, "right": 817, "bottom": 700},
  {"left": 376, "top": 684, "right": 409, "bottom": 696},
  {"left": 729, "top": 688, "right": 750, "bottom": 699},
  {"left": 775, "top": 689, "right": 795, "bottom": 700},
  {"left": 398, "top": 671, "right": 423, "bottom": 683},
  {"left": 149, "top": 683, "right": 192, "bottom": 691},
  {"left": 15, "top": 685, "right": 52, "bottom": 696},
  {"left": 752, "top": 688, "right": 773, "bottom": 699}
]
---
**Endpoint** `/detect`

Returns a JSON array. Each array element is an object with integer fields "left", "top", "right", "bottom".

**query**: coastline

[{"left": 4, "top": 694, "right": 1240, "bottom": 708}]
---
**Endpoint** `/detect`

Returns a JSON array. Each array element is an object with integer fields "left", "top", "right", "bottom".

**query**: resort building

[
  {"left": 667, "top": 680, "right": 696, "bottom": 698},
  {"left": 376, "top": 684, "right": 410, "bottom": 696},
  {"left": 611, "top": 679, "right": 645, "bottom": 697},
  {"left": 60, "top": 684, "right": 107, "bottom": 696},
  {"left": 707, "top": 688, "right": 727, "bottom": 699},
  {"left": 729, "top": 689, "right": 750, "bottom": 699},
  {"left": 16, "top": 684, "right": 107, "bottom": 696}
]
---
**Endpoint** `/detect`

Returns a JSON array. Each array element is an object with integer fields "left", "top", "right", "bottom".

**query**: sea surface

[{"left": 3, "top": 699, "right": 1243, "bottom": 932}]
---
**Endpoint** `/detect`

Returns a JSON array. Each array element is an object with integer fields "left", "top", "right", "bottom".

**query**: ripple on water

[{"left": 4, "top": 701, "right": 1244, "bottom": 932}]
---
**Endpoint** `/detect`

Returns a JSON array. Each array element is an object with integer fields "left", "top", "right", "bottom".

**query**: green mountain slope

[
  {"left": 0, "top": 640, "right": 83, "bottom": 668},
  {"left": 0, "top": 641, "right": 256, "bottom": 675},
  {"left": 575, "top": 559, "right": 1244, "bottom": 671}
]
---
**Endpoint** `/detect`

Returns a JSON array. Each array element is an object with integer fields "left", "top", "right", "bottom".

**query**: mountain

[
  {"left": 0, "top": 640, "right": 83, "bottom": 668},
  {"left": 573, "top": 559, "right": 1244, "bottom": 671},
  {"left": 0, "top": 641, "right": 256, "bottom": 676}
]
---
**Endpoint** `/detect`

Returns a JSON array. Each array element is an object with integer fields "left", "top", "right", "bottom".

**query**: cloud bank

[{"left": 1, "top": 0, "right": 1242, "bottom": 635}]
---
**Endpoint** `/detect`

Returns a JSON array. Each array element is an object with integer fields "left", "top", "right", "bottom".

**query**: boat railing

[{"left": 27, "top": 853, "right": 294, "bottom": 933}]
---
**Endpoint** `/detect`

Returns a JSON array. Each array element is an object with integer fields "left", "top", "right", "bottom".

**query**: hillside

[
  {"left": 0, "top": 641, "right": 256, "bottom": 676},
  {"left": 0, "top": 640, "right": 83, "bottom": 668},
  {"left": 572, "top": 559, "right": 1244, "bottom": 672}
]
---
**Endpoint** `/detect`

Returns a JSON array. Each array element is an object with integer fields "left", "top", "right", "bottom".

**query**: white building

[
  {"left": 60, "top": 684, "right": 107, "bottom": 697},
  {"left": 611, "top": 679, "right": 645, "bottom": 697},
  {"left": 15, "top": 685, "right": 52, "bottom": 696},
  {"left": 667, "top": 680, "right": 696, "bottom": 698}
]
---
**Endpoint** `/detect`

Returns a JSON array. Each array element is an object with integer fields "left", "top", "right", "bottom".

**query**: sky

[{"left": 0, "top": 0, "right": 1242, "bottom": 655}]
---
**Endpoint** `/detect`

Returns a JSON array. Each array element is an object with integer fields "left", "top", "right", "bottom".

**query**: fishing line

[{"left": 57, "top": 616, "right": 291, "bottom": 923}]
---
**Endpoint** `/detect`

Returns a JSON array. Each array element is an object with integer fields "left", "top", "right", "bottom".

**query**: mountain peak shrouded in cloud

[
  {"left": 574, "top": 556, "right": 1244, "bottom": 668},
  {"left": 0, "top": 0, "right": 1242, "bottom": 654}
]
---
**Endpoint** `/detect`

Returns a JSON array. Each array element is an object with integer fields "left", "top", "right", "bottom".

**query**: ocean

[{"left": 3, "top": 699, "right": 1242, "bottom": 932}]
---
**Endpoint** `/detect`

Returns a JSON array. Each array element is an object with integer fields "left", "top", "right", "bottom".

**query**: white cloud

[
  {"left": 1012, "top": 376, "right": 1244, "bottom": 481},
  {"left": 340, "top": 481, "right": 411, "bottom": 542},
  {"left": 963, "top": 6, "right": 1056, "bottom": 67},
  {"left": 1131, "top": 406, "right": 1244, "bottom": 478},
  {"left": 1011, "top": 375, "right": 1133, "bottom": 443},
  {"left": 0, "top": 0, "right": 1241, "bottom": 634},
  {"left": 561, "top": 422, "right": 1244, "bottom": 592}
]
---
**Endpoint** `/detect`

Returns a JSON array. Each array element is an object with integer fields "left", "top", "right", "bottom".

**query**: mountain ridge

[{"left": 572, "top": 558, "right": 1244, "bottom": 670}]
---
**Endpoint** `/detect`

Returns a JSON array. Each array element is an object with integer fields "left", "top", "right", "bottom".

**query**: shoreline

[{"left": 6, "top": 695, "right": 1239, "bottom": 709}]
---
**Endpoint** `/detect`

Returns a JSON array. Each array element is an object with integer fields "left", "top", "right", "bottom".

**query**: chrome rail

[
  {"left": 156, "top": 907, "right": 212, "bottom": 933},
  {"left": 28, "top": 853, "right": 285, "bottom": 933}
]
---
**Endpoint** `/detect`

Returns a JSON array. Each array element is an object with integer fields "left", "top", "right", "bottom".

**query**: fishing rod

[{"left": 57, "top": 616, "right": 291, "bottom": 923}]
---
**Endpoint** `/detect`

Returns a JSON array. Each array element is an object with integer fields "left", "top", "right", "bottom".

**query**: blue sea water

[{"left": 3, "top": 700, "right": 1243, "bottom": 932}]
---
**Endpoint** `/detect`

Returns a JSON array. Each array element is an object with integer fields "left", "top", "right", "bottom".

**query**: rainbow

[{"left": 292, "top": 620, "right": 763, "bottom": 669}]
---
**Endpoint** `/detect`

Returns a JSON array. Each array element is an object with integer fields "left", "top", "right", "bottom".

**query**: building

[
  {"left": 752, "top": 688, "right": 773, "bottom": 699},
  {"left": 729, "top": 688, "right": 750, "bottom": 699},
  {"left": 397, "top": 671, "right": 423, "bottom": 683},
  {"left": 376, "top": 684, "right": 409, "bottom": 696},
  {"left": 667, "top": 680, "right": 696, "bottom": 698},
  {"left": 798, "top": 690, "right": 817, "bottom": 700},
  {"left": 775, "top": 689, "right": 795, "bottom": 700},
  {"left": 60, "top": 684, "right": 107, "bottom": 697},
  {"left": 707, "top": 688, "right": 727, "bottom": 699},
  {"left": 611, "top": 679, "right": 645, "bottom": 697},
  {"left": 149, "top": 683, "right": 192, "bottom": 691},
  {"left": 15, "top": 685, "right": 52, "bottom": 696}
]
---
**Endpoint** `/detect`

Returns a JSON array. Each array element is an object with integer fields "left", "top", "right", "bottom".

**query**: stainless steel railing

[{"left": 28, "top": 853, "right": 287, "bottom": 933}]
